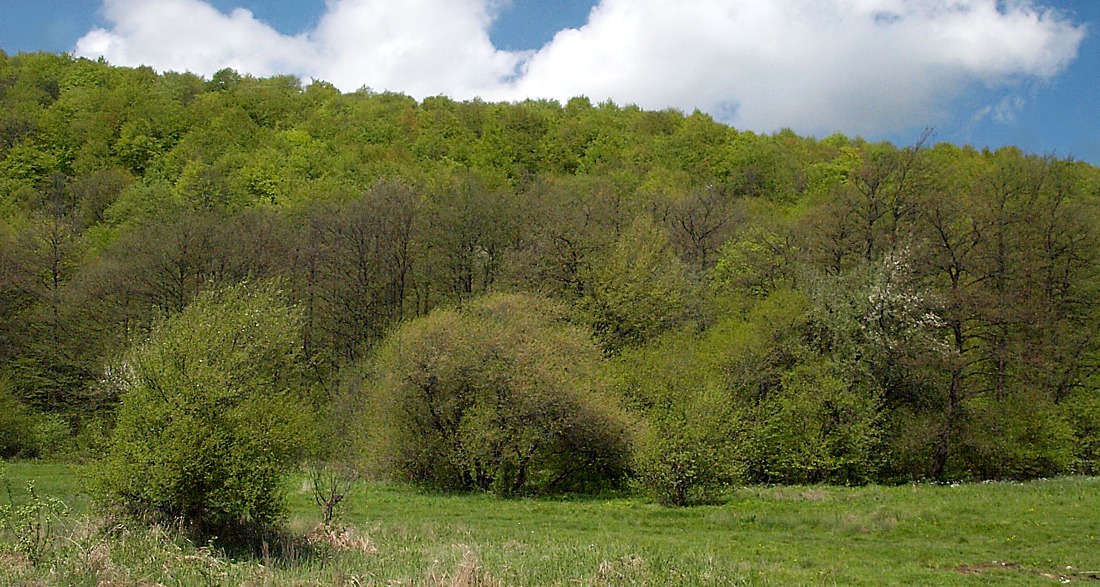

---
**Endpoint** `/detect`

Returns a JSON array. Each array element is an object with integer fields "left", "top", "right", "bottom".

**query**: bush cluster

[{"left": 363, "top": 293, "right": 632, "bottom": 495}]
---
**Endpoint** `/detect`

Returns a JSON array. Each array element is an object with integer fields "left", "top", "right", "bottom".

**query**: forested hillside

[{"left": 3, "top": 51, "right": 1100, "bottom": 503}]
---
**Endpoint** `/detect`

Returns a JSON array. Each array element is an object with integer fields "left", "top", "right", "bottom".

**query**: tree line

[{"left": 2, "top": 52, "right": 1100, "bottom": 520}]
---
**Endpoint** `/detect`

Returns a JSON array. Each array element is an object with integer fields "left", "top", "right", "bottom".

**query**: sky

[{"left": 1, "top": 0, "right": 1098, "bottom": 165}]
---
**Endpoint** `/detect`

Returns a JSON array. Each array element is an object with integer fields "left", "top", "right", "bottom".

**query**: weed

[{"left": 0, "top": 467, "right": 69, "bottom": 566}]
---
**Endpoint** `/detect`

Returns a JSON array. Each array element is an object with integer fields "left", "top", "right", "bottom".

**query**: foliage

[
  {"left": 745, "top": 360, "right": 883, "bottom": 484},
  {"left": 609, "top": 327, "right": 745, "bottom": 506},
  {"left": 1062, "top": 389, "right": 1100, "bottom": 475},
  {"left": 365, "top": 293, "right": 632, "bottom": 495},
  {"left": 91, "top": 282, "right": 316, "bottom": 534},
  {"left": 0, "top": 380, "right": 40, "bottom": 459},
  {"left": 579, "top": 215, "right": 693, "bottom": 352},
  {"left": 1, "top": 55, "right": 1099, "bottom": 488},
  {"left": 955, "top": 393, "right": 1075, "bottom": 480},
  {"left": 632, "top": 392, "right": 743, "bottom": 506},
  {"left": 711, "top": 226, "right": 795, "bottom": 299}
]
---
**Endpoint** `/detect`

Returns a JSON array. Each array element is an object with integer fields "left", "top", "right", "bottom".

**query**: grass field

[{"left": 2, "top": 462, "right": 1098, "bottom": 585}]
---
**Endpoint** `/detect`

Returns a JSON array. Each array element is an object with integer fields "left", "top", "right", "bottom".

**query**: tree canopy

[{"left": 2, "top": 54, "right": 1100, "bottom": 496}]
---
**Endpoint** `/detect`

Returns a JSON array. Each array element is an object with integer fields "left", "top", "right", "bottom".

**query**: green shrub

[
  {"left": 633, "top": 389, "right": 744, "bottom": 506},
  {"left": 91, "top": 282, "right": 316, "bottom": 535},
  {"left": 1063, "top": 390, "right": 1100, "bottom": 475},
  {"left": 957, "top": 393, "right": 1074, "bottom": 480},
  {"left": 880, "top": 407, "right": 943, "bottom": 482},
  {"left": 31, "top": 413, "right": 72, "bottom": 458},
  {"left": 0, "top": 468, "right": 69, "bottom": 567},
  {"left": 609, "top": 328, "right": 745, "bottom": 506},
  {"left": 0, "top": 382, "right": 39, "bottom": 459},
  {"left": 745, "top": 360, "right": 883, "bottom": 485},
  {"left": 365, "top": 293, "right": 632, "bottom": 495}
]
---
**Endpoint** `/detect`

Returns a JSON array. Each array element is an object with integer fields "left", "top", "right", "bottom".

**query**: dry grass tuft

[
  {"left": 424, "top": 544, "right": 501, "bottom": 587},
  {"left": 837, "top": 509, "right": 899, "bottom": 534},
  {"left": 746, "top": 486, "right": 834, "bottom": 502},
  {"left": 799, "top": 489, "right": 829, "bottom": 501},
  {"left": 305, "top": 523, "right": 378, "bottom": 554},
  {"left": 59, "top": 516, "right": 125, "bottom": 582},
  {"left": 591, "top": 555, "right": 649, "bottom": 586},
  {"left": 0, "top": 551, "right": 33, "bottom": 575}
]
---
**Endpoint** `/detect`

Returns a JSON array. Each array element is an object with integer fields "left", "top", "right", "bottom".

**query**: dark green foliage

[
  {"left": 954, "top": 393, "right": 1074, "bottom": 480},
  {"left": 0, "top": 379, "right": 40, "bottom": 459},
  {"left": 1063, "top": 389, "right": 1100, "bottom": 475},
  {"left": 296, "top": 178, "right": 418, "bottom": 363},
  {"left": 365, "top": 293, "right": 632, "bottom": 495},
  {"left": 91, "top": 282, "right": 316, "bottom": 533},
  {"left": 416, "top": 173, "right": 520, "bottom": 308}
]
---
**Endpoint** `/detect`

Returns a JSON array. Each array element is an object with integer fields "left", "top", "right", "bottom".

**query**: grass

[{"left": 2, "top": 462, "right": 1099, "bottom": 585}]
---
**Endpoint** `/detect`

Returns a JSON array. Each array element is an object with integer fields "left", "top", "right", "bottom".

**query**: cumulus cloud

[
  {"left": 76, "top": 0, "right": 314, "bottom": 77},
  {"left": 496, "top": 0, "right": 1085, "bottom": 134},
  {"left": 75, "top": 0, "right": 1085, "bottom": 136},
  {"left": 306, "top": 0, "right": 521, "bottom": 98}
]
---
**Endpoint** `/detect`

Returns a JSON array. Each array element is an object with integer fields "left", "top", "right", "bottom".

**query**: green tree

[
  {"left": 711, "top": 222, "right": 797, "bottom": 300},
  {"left": 911, "top": 149, "right": 1097, "bottom": 479},
  {"left": 746, "top": 359, "right": 883, "bottom": 485},
  {"left": 92, "top": 282, "right": 316, "bottom": 534},
  {"left": 579, "top": 215, "right": 693, "bottom": 351},
  {"left": 415, "top": 174, "right": 519, "bottom": 311},
  {"left": 296, "top": 179, "right": 419, "bottom": 363},
  {"left": 510, "top": 175, "right": 625, "bottom": 300},
  {"left": 0, "top": 377, "right": 40, "bottom": 458}
]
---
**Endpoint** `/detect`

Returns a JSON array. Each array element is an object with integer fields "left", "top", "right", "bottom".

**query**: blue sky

[{"left": 1, "top": 0, "right": 1098, "bottom": 165}]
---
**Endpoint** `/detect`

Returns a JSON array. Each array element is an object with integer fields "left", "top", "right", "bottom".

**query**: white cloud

[
  {"left": 496, "top": 0, "right": 1085, "bottom": 134},
  {"left": 307, "top": 0, "right": 521, "bottom": 96},
  {"left": 75, "top": 0, "right": 1085, "bottom": 136},
  {"left": 76, "top": 0, "right": 314, "bottom": 77}
]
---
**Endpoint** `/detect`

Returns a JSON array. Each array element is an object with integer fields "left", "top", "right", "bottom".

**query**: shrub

[
  {"left": 91, "top": 282, "right": 316, "bottom": 535},
  {"left": 0, "top": 381, "right": 39, "bottom": 459},
  {"left": 31, "top": 413, "right": 72, "bottom": 458},
  {"left": 609, "top": 328, "right": 744, "bottom": 506},
  {"left": 879, "top": 407, "right": 943, "bottom": 482},
  {"left": 1063, "top": 390, "right": 1100, "bottom": 475},
  {"left": 956, "top": 393, "right": 1074, "bottom": 480},
  {"left": 0, "top": 468, "right": 69, "bottom": 567},
  {"left": 633, "top": 389, "right": 744, "bottom": 506},
  {"left": 365, "top": 293, "right": 632, "bottom": 495},
  {"left": 745, "top": 360, "right": 883, "bottom": 485}
]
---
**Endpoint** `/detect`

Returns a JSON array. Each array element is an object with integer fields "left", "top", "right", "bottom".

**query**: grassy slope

[{"left": 2, "top": 462, "right": 1099, "bottom": 585}]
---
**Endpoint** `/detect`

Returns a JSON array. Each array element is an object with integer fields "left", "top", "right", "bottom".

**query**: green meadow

[{"left": 2, "top": 462, "right": 1098, "bottom": 586}]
